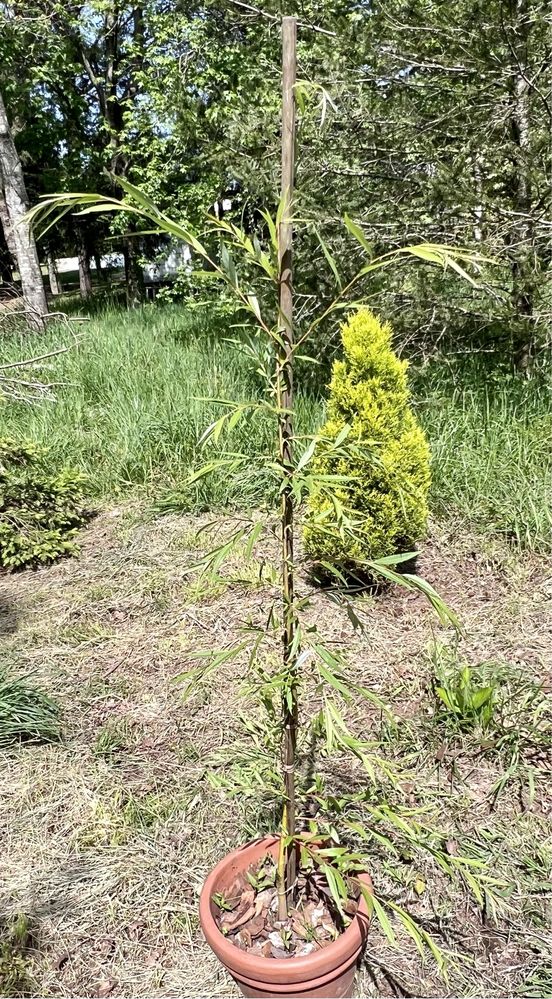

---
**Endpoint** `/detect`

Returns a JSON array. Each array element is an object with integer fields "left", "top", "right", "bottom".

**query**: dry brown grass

[{"left": 0, "top": 504, "right": 550, "bottom": 997}]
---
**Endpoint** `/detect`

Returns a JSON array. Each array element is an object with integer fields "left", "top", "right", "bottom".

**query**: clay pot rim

[{"left": 199, "top": 835, "right": 372, "bottom": 986}]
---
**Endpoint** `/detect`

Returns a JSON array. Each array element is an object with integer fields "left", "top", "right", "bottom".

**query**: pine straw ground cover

[{"left": 0, "top": 504, "right": 550, "bottom": 998}]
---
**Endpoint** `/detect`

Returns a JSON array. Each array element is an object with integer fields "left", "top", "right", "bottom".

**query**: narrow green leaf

[
  {"left": 343, "top": 213, "right": 372, "bottom": 256},
  {"left": 316, "top": 231, "right": 342, "bottom": 288}
]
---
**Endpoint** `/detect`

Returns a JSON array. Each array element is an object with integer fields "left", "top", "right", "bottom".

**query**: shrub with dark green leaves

[
  {"left": 304, "top": 308, "right": 430, "bottom": 572},
  {"left": 0, "top": 438, "right": 88, "bottom": 569}
]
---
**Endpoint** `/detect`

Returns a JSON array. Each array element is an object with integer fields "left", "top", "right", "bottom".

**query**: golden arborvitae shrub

[{"left": 304, "top": 308, "right": 430, "bottom": 573}]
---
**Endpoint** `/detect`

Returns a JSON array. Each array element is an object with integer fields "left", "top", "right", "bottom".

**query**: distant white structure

[
  {"left": 142, "top": 244, "right": 191, "bottom": 282},
  {"left": 55, "top": 252, "right": 123, "bottom": 274},
  {"left": 55, "top": 243, "right": 191, "bottom": 283}
]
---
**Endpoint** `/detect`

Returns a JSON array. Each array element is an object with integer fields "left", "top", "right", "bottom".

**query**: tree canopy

[{"left": 0, "top": 0, "right": 550, "bottom": 361}]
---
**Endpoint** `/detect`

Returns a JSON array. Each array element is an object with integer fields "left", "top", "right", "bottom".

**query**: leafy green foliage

[
  {"left": 0, "top": 437, "right": 88, "bottom": 569},
  {"left": 0, "top": 667, "right": 60, "bottom": 746},
  {"left": 304, "top": 308, "right": 430, "bottom": 571}
]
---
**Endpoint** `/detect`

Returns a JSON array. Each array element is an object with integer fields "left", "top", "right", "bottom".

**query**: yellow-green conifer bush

[{"left": 304, "top": 308, "right": 431, "bottom": 574}]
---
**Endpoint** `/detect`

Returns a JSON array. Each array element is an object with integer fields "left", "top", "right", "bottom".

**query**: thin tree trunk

[
  {"left": 473, "top": 153, "right": 483, "bottom": 243},
  {"left": 277, "top": 15, "right": 297, "bottom": 924},
  {"left": 509, "top": 0, "right": 534, "bottom": 371},
  {"left": 77, "top": 3, "right": 145, "bottom": 307},
  {"left": 123, "top": 235, "right": 144, "bottom": 307},
  {"left": 0, "top": 187, "right": 17, "bottom": 259},
  {"left": 0, "top": 197, "right": 15, "bottom": 283},
  {"left": 47, "top": 250, "right": 61, "bottom": 296},
  {"left": 0, "top": 235, "right": 13, "bottom": 284},
  {"left": 0, "top": 89, "right": 47, "bottom": 329},
  {"left": 77, "top": 229, "right": 92, "bottom": 299},
  {"left": 93, "top": 250, "right": 105, "bottom": 283}
]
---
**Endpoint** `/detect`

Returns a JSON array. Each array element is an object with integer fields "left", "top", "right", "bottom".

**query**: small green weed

[
  {"left": 57, "top": 619, "right": 116, "bottom": 647},
  {"left": 431, "top": 645, "right": 496, "bottom": 732},
  {"left": 0, "top": 670, "right": 60, "bottom": 747},
  {"left": 0, "top": 914, "right": 34, "bottom": 997},
  {"left": 429, "top": 644, "right": 551, "bottom": 803},
  {"left": 93, "top": 718, "right": 131, "bottom": 759}
]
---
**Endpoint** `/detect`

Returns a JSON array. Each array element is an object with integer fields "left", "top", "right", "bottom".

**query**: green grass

[
  {"left": 414, "top": 357, "right": 552, "bottom": 550},
  {"left": 1, "top": 302, "right": 550, "bottom": 549},
  {"left": 0, "top": 669, "right": 60, "bottom": 747},
  {"left": 0, "top": 303, "right": 319, "bottom": 509}
]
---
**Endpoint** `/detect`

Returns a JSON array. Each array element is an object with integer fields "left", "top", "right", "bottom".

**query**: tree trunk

[
  {"left": 473, "top": 153, "right": 483, "bottom": 243},
  {"left": 93, "top": 250, "right": 106, "bottom": 283},
  {"left": 0, "top": 187, "right": 17, "bottom": 259},
  {"left": 0, "top": 89, "right": 47, "bottom": 329},
  {"left": 0, "top": 198, "right": 15, "bottom": 283},
  {"left": 46, "top": 250, "right": 61, "bottom": 296},
  {"left": 509, "top": 0, "right": 534, "bottom": 371},
  {"left": 123, "top": 235, "right": 144, "bottom": 307},
  {"left": 0, "top": 235, "right": 13, "bottom": 284},
  {"left": 77, "top": 229, "right": 92, "bottom": 299},
  {"left": 77, "top": 3, "right": 145, "bottom": 307}
]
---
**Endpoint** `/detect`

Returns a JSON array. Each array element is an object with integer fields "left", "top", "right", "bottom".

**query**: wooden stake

[{"left": 277, "top": 14, "right": 297, "bottom": 921}]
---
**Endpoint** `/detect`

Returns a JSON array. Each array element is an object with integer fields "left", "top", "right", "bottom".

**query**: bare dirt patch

[{"left": 1, "top": 505, "right": 550, "bottom": 997}]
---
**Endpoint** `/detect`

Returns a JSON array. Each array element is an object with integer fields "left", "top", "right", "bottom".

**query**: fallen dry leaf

[
  {"left": 290, "top": 916, "right": 309, "bottom": 940},
  {"left": 238, "top": 928, "right": 252, "bottom": 949},
  {"left": 98, "top": 938, "right": 115, "bottom": 957},
  {"left": 254, "top": 888, "right": 272, "bottom": 915},
  {"left": 144, "top": 947, "right": 165, "bottom": 967},
  {"left": 95, "top": 979, "right": 117, "bottom": 998},
  {"left": 227, "top": 873, "right": 248, "bottom": 898},
  {"left": 242, "top": 914, "right": 266, "bottom": 938},
  {"left": 270, "top": 945, "right": 292, "bottom": 959},
  {"left": 223, "top": 902, "right": 255, "bottom": 931},
  {"left": 127, "top": 918, "right": 146, "bottom": 940},
  {"left": 248, "top": 939, "right": 270, "bottom": 957}
]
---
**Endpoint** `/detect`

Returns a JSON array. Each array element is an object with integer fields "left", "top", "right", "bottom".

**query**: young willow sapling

[{"left": 27, "top": 168, "right": 498, "bottom": 964}]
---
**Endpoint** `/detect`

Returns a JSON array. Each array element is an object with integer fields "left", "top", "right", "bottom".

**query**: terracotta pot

[{"left": 199, "top": 835, "right": 372, "bottom": 998}]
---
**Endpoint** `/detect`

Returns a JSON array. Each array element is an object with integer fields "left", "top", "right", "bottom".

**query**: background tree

[
  {"left": 0, "top": 89, "right": 47, "bottom": 328},
  {"left": 2, "top": 0, "right": 550, "bottom": 361}
]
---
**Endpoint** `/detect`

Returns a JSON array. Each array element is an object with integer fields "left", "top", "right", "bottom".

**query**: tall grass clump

[
  {"left": 0, "top": 669, "right": 60, "bottom": 746},
  {"left": 414, "top": 354, "right": 552, "bottom": 551}
]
